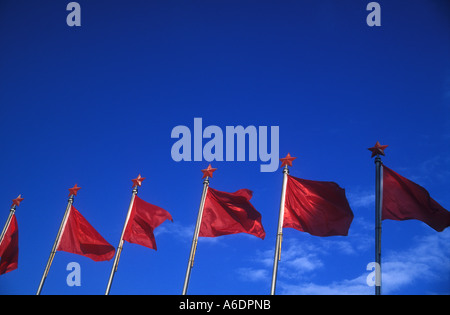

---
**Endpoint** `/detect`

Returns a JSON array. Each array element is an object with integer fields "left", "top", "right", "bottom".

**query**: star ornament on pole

[
  {"left": 11, "top": 194, "right": 24, "bottom": 207},
  {"left": 132, "top": 174, "right": 146, "bottom": 187},
  {"left": 280, "top": 153, "right": 297, "bottom": 168},
  {"left": 68, "top": 184, "right": 81, "bottom": 197},
  {"left": 201, "top": 164, "right": 217, "bottom": 179},
  {"left": 368, "top": 141, "right": 388, "bottom": 158}
]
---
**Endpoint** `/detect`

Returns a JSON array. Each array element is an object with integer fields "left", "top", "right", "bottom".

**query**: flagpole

[
  {"left": 0, "top": 201, "right": 19, "bottom": 247},
  {"left": 374, "top": 155, "right": 383, "bottom": 295},
  {"left": 368, "top": 141, "right": 387, "bottom": 296},
  {"left": 270, "top": 164, "right": 289, "bottom": 295},
  {"left": 36, "top": 193, "right": 74, "bottom": 295},
  {"left": 105, "top": 184, "right": 138, "bottom": 295},
  {"left": 182, "top": 175, "right": 210, "bottom": 295}
]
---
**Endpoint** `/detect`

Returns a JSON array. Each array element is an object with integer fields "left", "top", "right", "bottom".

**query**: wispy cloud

[
  {"left": 278, "top": 275, "right": 371, "bottom": 295},
  {"left": 237, "top": 229, "right": 450, "bottom": 295},
  {"left": 278, "top": 230, "right": 450, "bottom": 294},
  {"left": 347, "top": 190, "right": 374, "bottom": 209},
  {"left": 381, "top": 230, "right": 450, "bottom": 294},
  {"left": 155, "top": 221, "right": 250, "bottom": 245},
  {"left": 236, "top": 238, "right": 329, "bottom": 286},
  {"left": 155, "top": 221, "right": 194, "bottom": 241},
  {"left": 237, "top": 267, "right": 270, "bottom": 282},
  {"left": 393, "top": 154, "right": 450, "bottom": 190},
  {"left": 279, "top": 240, "right": 324, "bottom": 279}
]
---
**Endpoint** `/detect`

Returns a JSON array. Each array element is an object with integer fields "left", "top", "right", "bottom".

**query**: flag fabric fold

[
  {"left": 123, "top": 195, "right": 173, "bottom": 250},
  {"left": 382, "top": 165, "right": 450, "bottom": 232},
  {"left": 57, "top": 205, "right": 115, "bottom": 261},
  {"left": 199, "top": 187, "right": 266, "bottom": 239},
  {"left": 0, "top": 214, "right": 19, "bottom": 275},
  {"left": 283, "top": 175, "right": 354, "bottom": 236}
]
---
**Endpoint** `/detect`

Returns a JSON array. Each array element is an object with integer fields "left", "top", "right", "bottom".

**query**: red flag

[
  {"left": 199, "top": 187, "right": 266, "bottom": 239},
  {"left": 57, "top": 205, "right": 115, "bottom": 261},
  {"left": 123, "top": 195, "right": 173, "bottom": 250},
  {"left": 0, "top": 214, "right": 18, "bottom": 275},
  {"left": 283, "top": 175, "right": 354, "bottom": 236},
  {"left": 382, "top": 165, "right": 450, "bottom": 232}
]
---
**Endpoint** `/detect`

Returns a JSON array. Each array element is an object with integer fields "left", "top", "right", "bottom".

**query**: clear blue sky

[{"left": 0, "top": 0, "right": 449, "bottom": 295}]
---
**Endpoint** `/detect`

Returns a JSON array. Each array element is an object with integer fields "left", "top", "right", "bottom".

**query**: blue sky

[{"left": 0, "top": 0, "right": 449, "bottom": 295}]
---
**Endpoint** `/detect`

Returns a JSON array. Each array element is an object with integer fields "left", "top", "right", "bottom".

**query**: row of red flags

[{"left": 1, "top": 157, "right": 449, "bottom": 277}]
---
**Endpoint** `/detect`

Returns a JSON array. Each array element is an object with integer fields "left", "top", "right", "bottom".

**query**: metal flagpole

[
  {"left": 182, "top": 164, "right": 216, "bottom": 295},
  {"left": 270, "top": 165, "right": 289, "bottom": 295},
  {"left": 368, "top": 141, "right": 387, "bottom": 296},
  {"left": 105, "top": 174, "right": 144, "bottom": 295},
  {"left": 270, "top": 153, "right": 295, "bottom": 295},
  {"left": 374, "top": 156, "right": 383, "bottom": 295},
  {"left": 182, "top": 175, "right": 209, "bottom": 295},
  {"left": 105, "top": 184, "right": 138, "bottom": 295},
  {"left": 0, "top": 195, "right": 23, "bottom": 248},
  {"left": 36, "top": 189, "right": 77, "bottom": 295},
  {"left": 0, "top": 208, "right": 14, "bottom": 246}
]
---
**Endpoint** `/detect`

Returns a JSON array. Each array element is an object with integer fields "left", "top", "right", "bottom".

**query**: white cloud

[
  {"left": 235, "top": 238, "right": 326, "bottom": 285},
  {"left": 278, "top": 229, "right": 450, "bottom": 295},
  {"left": 237, "top": 267, "right": 270, "bottom": 282},
  {"left": 347, "top": 191, "right": 374, "bottom": 209},
  {"left": 393, "top": 155, "right": 450, "bottom": 189},
  {"left": 156, "top": 221, "right": 258, "bottom": 245},
  {"left": 381, "top": 230, "right": 450, "bottom": 294},
  {"left": 237, "top": 229, "right": 450, "bottom": 295},
  {"left": 155, "top": 221, "right": 194, "bottom": 241},
  {"left": 279, "top": 275, "right": 372, "bottom": 295}
]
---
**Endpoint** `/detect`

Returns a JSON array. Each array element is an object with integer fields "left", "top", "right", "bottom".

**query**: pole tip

[
  {"left": 280, "top": 153, "right": 297, "bottom": 168},
  {"left": 11, "top": 194, "right": 24, "bottom": 207},
  {"left": 368, "top": 141, "right": 388, "bottom": 158},
  {"left": 131, "top": 174, "right": 146, "bottom": 187},
  {"left": 68, "top": 184, "right": 81, "bottom": 197},
  {"left": 201, "top": 164, "right": 217, "bottom": 179}
]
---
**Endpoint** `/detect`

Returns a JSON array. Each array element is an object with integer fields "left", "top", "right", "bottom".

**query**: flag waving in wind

[
  {"left": 367, "top": 141, "right": 450, "bottom": 295},
  {"left": 123, "top": 195, "right": 173, "bottom": 250},
  {"left": 199, "top": 187, "right": 266, "bottom": 239},
  {"left": 57, "top": 205, "right": 115, "bottom": 261},
  {"left": 0, "top": 214, "right": 19, "bottom": 275},
  {"left": 105, "top": 174, "right": 173, "bottom": 295},
  {"left": 37, "top": 185, "right": 114, "bottom": 295},
  {"left": 271, "top": 153, "right": 353, "bottom": 295},
  {"left": 283, "top": 175, "right": 354, "bottom": 237},
  {"left": 183, "top": 165, "right": 265, "bottom": 295},
  {"left": 382, "top": 165, "right": 450, "bottom": 232},
  {"left": 0, "top": 195, "right": 23, "bottom": 275}
]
